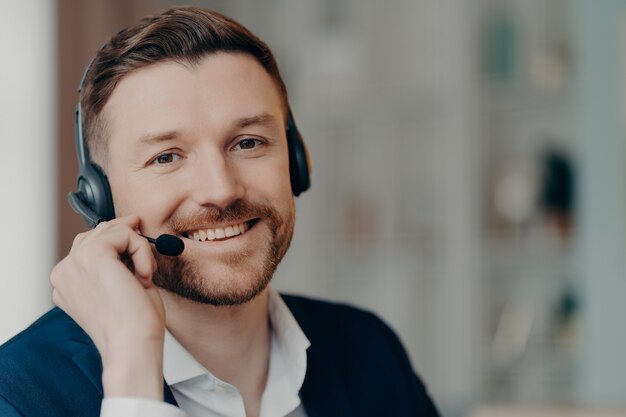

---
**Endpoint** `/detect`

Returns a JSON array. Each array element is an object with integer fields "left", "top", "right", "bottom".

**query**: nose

[{"left": 188, "top": 151, "right": 245, "bottom": 209}]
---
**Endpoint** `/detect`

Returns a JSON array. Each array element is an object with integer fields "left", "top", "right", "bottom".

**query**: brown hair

[{"left": 80, "top": 6, "right": 289, "bottom": 165}]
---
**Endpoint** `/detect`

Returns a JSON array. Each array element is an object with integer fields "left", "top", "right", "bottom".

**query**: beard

[{"left": 152, "top": 199, "right": 294, "bottom": 306}]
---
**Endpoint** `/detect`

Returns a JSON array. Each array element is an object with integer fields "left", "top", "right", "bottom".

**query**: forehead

[{"left": 102, "top": 52, "right": 285, "bottom": 150}]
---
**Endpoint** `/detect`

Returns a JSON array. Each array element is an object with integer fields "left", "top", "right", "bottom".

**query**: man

[{"left": 0, "top": 7, "right": 440, "bottom": 417}]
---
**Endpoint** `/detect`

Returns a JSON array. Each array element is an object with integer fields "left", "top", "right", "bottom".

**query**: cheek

[
  {"left": 109, "top": 149, "right": 293, "bottom": 229},
  {"left": 110, "top": 173, "right": 186, "bottom": 229},
  {"left": 242, "top": 155, "right": 292, "bottom": 202}
]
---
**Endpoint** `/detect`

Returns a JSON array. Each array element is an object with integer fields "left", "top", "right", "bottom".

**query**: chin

[
  {"left": 153, "top": 238, "right": 281, "bottom": 307},
  {"left": 152, "top": 199, "right": 295, "bottom": 306}
]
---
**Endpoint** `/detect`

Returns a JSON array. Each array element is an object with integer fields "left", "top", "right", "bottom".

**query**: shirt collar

[{"left": 163, "top": 286, "right": 311, "bottom": 388}]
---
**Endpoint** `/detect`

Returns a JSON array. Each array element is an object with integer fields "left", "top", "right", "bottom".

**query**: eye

[
  {"left": 151, "top": 152, "right": 181, "bottom": 165},
  {"left": 232, "top": 137, "right": 264, "bottom": 151}
]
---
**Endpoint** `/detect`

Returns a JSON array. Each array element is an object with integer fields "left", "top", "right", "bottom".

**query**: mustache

[{"left": 167, "top": 199, "right": 277, "bottom": 233}]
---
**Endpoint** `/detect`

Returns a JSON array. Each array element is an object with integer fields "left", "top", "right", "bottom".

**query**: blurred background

[{"left": 2, "top": 0, "right": 626, "bottom": 416}]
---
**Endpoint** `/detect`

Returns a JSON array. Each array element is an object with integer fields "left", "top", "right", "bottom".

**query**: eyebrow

[
  {"left": 136, "top": 113, "right": 281, "bottom": 147},
  {"left": 137, "top": 130, "right": 179, "bottom": 147},
  {"left": 235, "top": 113, "right": 280, "bottom": 129}
]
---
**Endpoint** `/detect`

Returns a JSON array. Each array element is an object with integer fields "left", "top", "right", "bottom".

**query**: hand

[{"left": 50, "top": 214, "right": 165, "bottom": 400}]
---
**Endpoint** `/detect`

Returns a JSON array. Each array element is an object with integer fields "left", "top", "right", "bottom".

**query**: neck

[{"left": 160, "top": 287, "right": 272, "bottom": 403}]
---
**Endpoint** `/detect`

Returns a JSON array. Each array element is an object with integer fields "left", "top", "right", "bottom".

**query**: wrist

[{"left": 101, "top": 333, "right": 164, "bottom": 400}]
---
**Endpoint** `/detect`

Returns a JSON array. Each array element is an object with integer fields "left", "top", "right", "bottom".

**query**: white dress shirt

[{"left": 100, "top": 287, "right": 310, "bottom": 417}]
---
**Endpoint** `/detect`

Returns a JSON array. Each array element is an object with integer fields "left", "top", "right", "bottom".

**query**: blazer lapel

[
  {"left": 282, "top": 295, "right": 355, "bottom": 417},
  {"left": 70, "top": 323, "right": 104, "bottom": 396},
  {"left": 163, "top": 383, "right": 178, "bottom": 406},
  {"left": 299, "top": 344, "right": 354, "bottom": 417}
]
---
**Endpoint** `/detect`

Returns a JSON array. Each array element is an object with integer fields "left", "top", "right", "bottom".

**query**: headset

[{"left": 68, "top": 53, "right": 311, "bottom": 230}]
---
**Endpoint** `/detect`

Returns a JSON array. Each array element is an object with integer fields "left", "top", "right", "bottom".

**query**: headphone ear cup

[
  {"left": 77, "top": 163, "right": 115, "bottom": 223},
  {"left": 286, "top": 111, "right": 311, "bottom": 196},
  {"left": 74, "top": 63, "right": 116, "bottom": 227}
]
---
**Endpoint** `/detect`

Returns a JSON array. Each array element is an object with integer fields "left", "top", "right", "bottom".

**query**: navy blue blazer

[{"left": 0, "top": 295, "right": 440, "bottom": 416}]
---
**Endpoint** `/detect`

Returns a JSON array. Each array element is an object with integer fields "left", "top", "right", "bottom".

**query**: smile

[{"left": 182, "top": 219, "right": 259, "bottom": 242}]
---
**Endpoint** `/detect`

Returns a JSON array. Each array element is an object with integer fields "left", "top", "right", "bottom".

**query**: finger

[
  {"left": 93, "top": 214, "right": 141, "bottom": 234},
  {"left": 126, "top": 232, "right": 157, "bottom": 285},
  {"left": 72, "top": 231, "right": 89, "bottom": 247},
  {"left": 72, "top": 216, "right": 155, "bottom": 286},
  {"left": 51, "top": 288, "right": 67, "bottom": 312},
  {"left": 111, "top": 214, "right": 141, "bottom": 229},
  {"left": 108, "top": 216, "right": 155, "bottom": 281},
  {"left": 77, "top": 214, "right": 142, "bottom": 248},
  {"left": 51, "top": 288, "right": 60, "bottom": 306},
  {"left": 94, "top": 224, "right": 155, "bottom": 283}
]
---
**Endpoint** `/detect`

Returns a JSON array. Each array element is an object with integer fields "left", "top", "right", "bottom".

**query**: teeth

[{"left": 187, "top": 221, "right": 251, "bottom": 242}]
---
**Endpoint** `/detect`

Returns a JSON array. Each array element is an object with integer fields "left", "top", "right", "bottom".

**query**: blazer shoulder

[
  {"left": 281, "top": 293, "right": 398, "bottom": 343},
  {"left": 283, "top": 294, "right": 441, "bottom": 416},
  {"left": 0, "top": 307, "right": 87, "bottom": 383},
  {"left": 0, "top": 308, "right": 102, "bottom": 417},
  {"left": 0, "top": 393, "right": 23, "bottom": 417},
  {"left": 0, "top": 307, "right": 79, "bottom": 358}
]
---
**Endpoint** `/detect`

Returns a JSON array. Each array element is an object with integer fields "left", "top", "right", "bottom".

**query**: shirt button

[{"left": 214, "top": 385, "right": 226, "bottom": 394}]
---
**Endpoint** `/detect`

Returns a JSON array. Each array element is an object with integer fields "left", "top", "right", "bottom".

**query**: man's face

[{"left": 103, "top": 52, "right": 295, "bottom": 306}]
